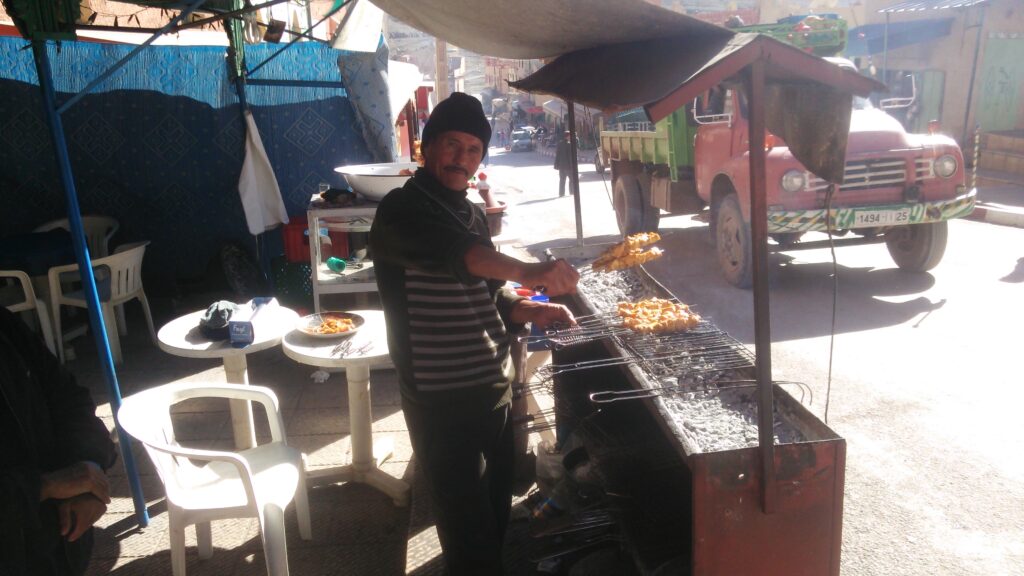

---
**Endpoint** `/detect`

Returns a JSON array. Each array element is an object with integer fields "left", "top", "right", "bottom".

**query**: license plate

[{"left": 853, "top": 208, "right": 910, "bottom": 227}]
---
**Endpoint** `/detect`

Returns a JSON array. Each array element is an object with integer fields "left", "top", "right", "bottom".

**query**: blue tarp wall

[{"left": 0, "top": 37, "right": 373, "bottom": 293}]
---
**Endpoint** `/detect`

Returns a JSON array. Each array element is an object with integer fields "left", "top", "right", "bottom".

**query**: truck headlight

[
  {"left": 934, "top": 154, "right": 957, "bottom": 178},
  {"left": 780, "top": 170, "right": 806, "bottom": 193}
]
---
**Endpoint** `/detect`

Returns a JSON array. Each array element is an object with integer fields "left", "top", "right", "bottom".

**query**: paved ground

[
  {"left": 76, "top": 288, "right": 571, "bottom": 575},
  {"left": 67, "top": 146, "right": 1022, "bottom": 575},
  {"left": 966, "top": 183, "right": 1024, "bottom": 227}
]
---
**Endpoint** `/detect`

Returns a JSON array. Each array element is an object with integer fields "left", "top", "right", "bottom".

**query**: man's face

[{"left": 423, "top": 130, "right": 484, "bottom": 191}]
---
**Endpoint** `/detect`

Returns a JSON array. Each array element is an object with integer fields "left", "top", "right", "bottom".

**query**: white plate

[
  {"left": 335, "top": 162, "right": 418, "bottom": 201},
  {"left": 296, "top": 312, "right": 365, "bottom": 339}
]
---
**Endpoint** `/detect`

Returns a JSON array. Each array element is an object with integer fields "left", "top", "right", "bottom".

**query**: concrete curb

[{"left": 966, "top": 202, "right": 1024, "bottom": 228}]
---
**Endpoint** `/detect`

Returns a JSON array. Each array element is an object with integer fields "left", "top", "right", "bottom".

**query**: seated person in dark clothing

[{"left": 0, "top": 307, "right": 117, "bottom": 576}]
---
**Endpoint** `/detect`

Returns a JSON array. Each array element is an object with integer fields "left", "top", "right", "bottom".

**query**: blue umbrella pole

[{"left": 31, "top": 39, "right": 149, "bottom": 528}]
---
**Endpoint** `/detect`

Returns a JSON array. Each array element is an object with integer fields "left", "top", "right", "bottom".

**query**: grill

[
  {"left": 805, "top": 156, "right": 938, "bottom": 192},
  {"left": 520, "top": 245, "right": 846, "bottom": 575},
  {"left": 528, "top": 320, "right": 755, "bottom": 389}
]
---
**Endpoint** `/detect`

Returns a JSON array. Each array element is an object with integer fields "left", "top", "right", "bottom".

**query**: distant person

[
  {"left": 0, "top": 307, "right": 117, "bottom": 576},
  {"left": 554, "top": 130, "right": 575, "bottom": 197}
]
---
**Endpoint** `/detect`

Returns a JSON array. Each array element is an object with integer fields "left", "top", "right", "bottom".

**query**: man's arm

[
  {"left": 463, "top": 244, "right": 579, "bottom": 296},
  {"left": 0, "top": 309, "right": 115, "bottom": 497}
]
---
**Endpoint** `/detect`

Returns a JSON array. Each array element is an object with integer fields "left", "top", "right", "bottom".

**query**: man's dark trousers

[{"left": 403, "top": 398, "right": 515, "bottom": 575}]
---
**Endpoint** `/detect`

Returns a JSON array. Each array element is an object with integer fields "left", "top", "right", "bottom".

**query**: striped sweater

[{"left": 370, "top": 169, "right": 523, "bottom": 409}]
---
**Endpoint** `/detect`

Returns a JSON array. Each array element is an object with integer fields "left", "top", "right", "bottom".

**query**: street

[{"left": 482, "top": 146, "right": 1024, "bottom": 575}]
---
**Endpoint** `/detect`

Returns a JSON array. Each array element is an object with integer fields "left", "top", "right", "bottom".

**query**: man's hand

[
  {"left": 518, "top": 259, "right": 579, "bottom": 297},
  {"left": 510, "top": 299, "right": 576, "bottom": 330},
  {"left": 57, "top": 494, "right": 108, "bottom": 542},
  {"left": 39, "top": 461, "right": 111, "bottom": 504}
]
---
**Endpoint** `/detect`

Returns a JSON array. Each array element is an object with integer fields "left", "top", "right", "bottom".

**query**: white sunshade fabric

[
  {"left": 387, "top": 59, "right": 423, "bottom": 124},
  {"left": 368, "top": 0, "right": 729, "bottom": 59}
]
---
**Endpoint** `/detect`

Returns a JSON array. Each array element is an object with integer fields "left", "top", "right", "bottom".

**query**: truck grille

[{"left": 807, "top": 157, "right": 935, "bottom": 192}]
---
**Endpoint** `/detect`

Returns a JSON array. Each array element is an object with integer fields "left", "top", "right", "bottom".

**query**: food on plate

[
  {"left": 314, "top": 315, "right": 357, "bottom": 334},
  {"left": 617, "top": 298, "right": 701, "bottom": 333},
  {"left": 398, "top": 168, "right": 415, "bottom": 176},
  {"left": 592, "top": 232, "right": 663, "bottom": 272}
]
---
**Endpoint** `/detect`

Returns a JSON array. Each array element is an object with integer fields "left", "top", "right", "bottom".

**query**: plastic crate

[
  {"left": 283, "top": 220, "right": 310, "bottom": 263},
  {"left": 271, "top": 256, "right": 313, "bottom": 314},
  {"left": 326, "top": 231, "right": 350, "bottom": 260}
]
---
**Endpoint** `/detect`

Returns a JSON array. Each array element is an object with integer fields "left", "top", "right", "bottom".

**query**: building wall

[{"left": 863, "top": 0, "right": 1024, "bottom": 145}]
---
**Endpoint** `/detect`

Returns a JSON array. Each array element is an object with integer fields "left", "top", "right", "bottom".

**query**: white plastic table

[
  {"left": 157, "top": 304, "right": 299, "bottom": 450},
  {"left": 281, "top": 309, "right": 409, "bottom": 506}
]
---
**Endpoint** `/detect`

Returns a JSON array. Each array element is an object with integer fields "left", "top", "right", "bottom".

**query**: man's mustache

[{"left": 443, "top": 166, "right": 468, "bottom": 176}]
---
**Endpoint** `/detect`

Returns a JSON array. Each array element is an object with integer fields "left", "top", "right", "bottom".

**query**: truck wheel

[
  {"left": 636, "top": 175, "right": 660, "bottom": 232},
  {"left": 715, "top": 194, "right": 752, "bottom": 288},
  {"left": 613, "top": 177, "right": 645, "bottom": 236},
  {"left": 885, "top": 221, "right": 948, "bottom": 272},
  {"left": 594, "top": 153, "right": 605, "bottom": 174}
]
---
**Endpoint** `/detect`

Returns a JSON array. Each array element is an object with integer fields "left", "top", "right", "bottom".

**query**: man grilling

[{"left": 370, "top": 92, "right": 579, "bottom": 574}]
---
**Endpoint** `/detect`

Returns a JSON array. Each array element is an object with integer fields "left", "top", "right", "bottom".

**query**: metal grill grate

[{"left": 528, "top": 318, "right": 754, "bottom": 392}]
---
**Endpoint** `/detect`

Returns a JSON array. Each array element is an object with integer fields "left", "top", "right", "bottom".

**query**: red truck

[{"left": 598, "top": 19, "right": 976, "bottom": 287}]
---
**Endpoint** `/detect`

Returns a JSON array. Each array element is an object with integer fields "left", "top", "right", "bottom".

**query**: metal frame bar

[
  {"left": 33, "top": 0, "right": 207, "bottom": 528},
  {"left": 56, "top": 0, "right": 209, "bottom": 115},
  {"left": 247, "top": 78, "right": 347, "bottom": 88},
  {"left": 30, "top": 39, "right": 151, "bottom": 527},
  {"left": 745, "top": 58, "right": 779, "bottom": 514},
  {"left": 245, "top": 1, "right": 349, "bottom": 79},
  {"left": 567, "top": 100, "right": 584, "bottom": 244}
]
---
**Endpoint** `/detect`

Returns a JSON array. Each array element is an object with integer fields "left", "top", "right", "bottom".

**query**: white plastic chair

[
  {"left": 34, "top": 215, "right": 119, "bottom": 258},
  {"left": 117, "top": 382, "right": 312, "bottom": 576},
  {"left": 47, "top": 240, "right": 156, "bottom": 364},
  {"left": 0, "top": 269, "right": 56, "bottom": 354}
]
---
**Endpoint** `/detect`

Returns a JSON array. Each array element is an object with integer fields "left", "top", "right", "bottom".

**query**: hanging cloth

[{"left": 238, "top": 110, "right": 289, "bottom": 235}]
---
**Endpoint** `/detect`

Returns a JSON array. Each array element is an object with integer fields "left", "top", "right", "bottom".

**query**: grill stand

[{"left": 539, "top": 249, "right": 845, "bottom": 575}]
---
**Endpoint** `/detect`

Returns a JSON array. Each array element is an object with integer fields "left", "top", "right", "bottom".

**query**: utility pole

[{"left": 435, "top": 38, "right": 449, "bottom": 100}]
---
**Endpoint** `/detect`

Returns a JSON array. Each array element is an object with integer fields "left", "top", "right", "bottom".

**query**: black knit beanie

[{"left": 421, "top": 92, "right": 492, "bottom": 150}]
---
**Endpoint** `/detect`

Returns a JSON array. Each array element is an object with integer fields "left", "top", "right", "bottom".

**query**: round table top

[
  {"left": 282, "top": 309, "right": 390, "bottom": 368},
  {"left": 158, "top": 304, "right": 299, "bottom": 359}
]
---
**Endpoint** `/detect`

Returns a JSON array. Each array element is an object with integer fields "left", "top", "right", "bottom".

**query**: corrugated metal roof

[{"left": 878, "top": 0, "right": 989, "bottom": 13}]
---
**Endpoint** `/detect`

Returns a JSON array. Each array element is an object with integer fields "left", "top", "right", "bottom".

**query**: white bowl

[{"left": 335, "top": 162, "right": 418, "bottom": 201}]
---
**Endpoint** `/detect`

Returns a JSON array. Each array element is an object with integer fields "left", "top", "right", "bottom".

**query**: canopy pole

[
  {"left": 30, "top": 39, "right": 149, "bottom": 527},
  {"left": 566, "top": 100, "right": 583, "bottom": 244},
  {"left": 745, "top": 59, "right": 777, "bottom": 514},
  {"left": 882, "top": 13, "right": 889, "bottom": 84},
  {"left": 961, "top": 3, "right": 987, "bottom": 149}
]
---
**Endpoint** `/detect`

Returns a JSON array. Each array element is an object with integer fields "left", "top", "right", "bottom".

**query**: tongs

[
  {"left": 589, "top": 379, "right": 811, "bottom": 404},
  {"left": 517, "top": 322, "right": 631, "bottom": 350}
]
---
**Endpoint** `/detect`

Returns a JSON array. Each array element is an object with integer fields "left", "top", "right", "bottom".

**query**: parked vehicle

[
  {"left": 510, "top": 129, "right": 536, "bottom": 152},
  {"left": 596, "top": 16, "right": 975, "bottom": 287}
]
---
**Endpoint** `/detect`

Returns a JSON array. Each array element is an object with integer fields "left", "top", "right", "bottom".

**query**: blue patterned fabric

[
  {"left": 0, "top": 38, "right": 373, "bottom": 291},
  {"left": 338, "top": 38, "right": 395, "bottom": 162}
]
